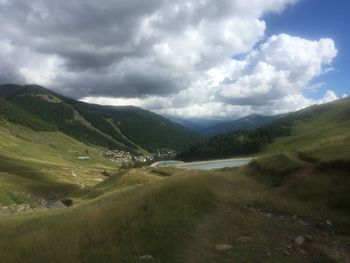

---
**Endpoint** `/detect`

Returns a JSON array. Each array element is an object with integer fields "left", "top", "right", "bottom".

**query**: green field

[
  {"left": 0, "top": 160, "right": 349, "bottom": 262},
  {"left": 263, "top": 98, "right": 350, "bottom": 161},
  {"left": 0, "top": 120, "right": 116, "bottom": 208}
]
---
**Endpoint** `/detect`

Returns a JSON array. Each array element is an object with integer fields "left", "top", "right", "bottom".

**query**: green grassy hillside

[
  {"left": 0, "top": 119, "right": 116, "bottom": 207},
  {"left": 0, "top": 84, "right": 200, "bottom": 153},
  {"left": 0, "top": 98, "right": 56, "bottom": 131},
  {"left": 178, "top": 97, "right": 350, "bottom": 161},
  {"left": 264, "top": 98, "right": 350, "bottom": 161},
  {"left": 0, "top": 164, "right": 349, "bottom": 262}
]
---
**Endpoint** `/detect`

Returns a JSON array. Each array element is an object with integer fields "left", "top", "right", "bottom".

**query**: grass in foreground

[{"left": 0, "top": 158, "right": 349, "bottom": 262}]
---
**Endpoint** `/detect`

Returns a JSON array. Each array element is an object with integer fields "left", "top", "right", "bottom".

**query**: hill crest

[{"left": 0, "top": 84, "right": 200, "bottom": 153}]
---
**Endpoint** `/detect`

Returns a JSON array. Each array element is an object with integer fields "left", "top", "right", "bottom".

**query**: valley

[
  {"left": 1, "top": 1, "right": 349, "bottom": 262},
  {"left": 0, "top": 85, "right": 349, "bottom": 262}
]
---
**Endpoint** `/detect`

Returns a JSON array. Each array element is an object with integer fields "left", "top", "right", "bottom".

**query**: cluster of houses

[
  {"left": 104, "top": 150, "right": 134, "bottom": 163},
  {"left": 103, "top": 148, "right": 177, "bottom": 164},
  {"left": 156, "top": 148, "right": 177, "bottom": 159}
]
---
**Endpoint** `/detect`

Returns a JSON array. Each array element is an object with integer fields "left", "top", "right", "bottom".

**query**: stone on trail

[
  {"left": 326, "top": 220, "right": 333, "bottom": 227},
  {"left": 139, "top": 255, "right": 154, "bottom": 261},
  {"left": 215, "top": 244, "right": 233, "bottom": 250},
  {"left": 294, "top": 235, "right": 305, "bottom": 246},
  {"left": 298, "top": 219, "right": 310, "bottom": 226},
  {"left": 235, "top": 236, "right": 253, "bottom": 243}
]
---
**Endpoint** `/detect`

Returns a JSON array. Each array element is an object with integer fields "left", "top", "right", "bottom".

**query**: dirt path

[{"left": 183, "top": 173, "right": 350, "bottom": 262}]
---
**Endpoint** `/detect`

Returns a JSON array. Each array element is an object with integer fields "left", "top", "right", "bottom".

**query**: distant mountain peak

[
  {"left": 245, "top": 114, "right": 262, "bottom": 119},
  {"left": 201, "top": 113, "right": 284, "bottom": 137}
]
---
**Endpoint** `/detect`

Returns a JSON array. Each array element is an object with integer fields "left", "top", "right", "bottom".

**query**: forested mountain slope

[
  {"left": 202, "top": 114, "right": 284, "bottom": 137},
  {"left": 178, "top": 97, "right": 350, "bottom": 161},
  {"left": 0, "top": 84, "right": 199, "bottom": 153}
]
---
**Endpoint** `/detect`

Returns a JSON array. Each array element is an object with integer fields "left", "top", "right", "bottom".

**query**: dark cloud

[
  {"left": 0, "top": 0, "right": 338, "bottom": 119},
  {"left": 0, "top": 0, "right": 275, "bottom": 99},
  {"left": 0, "top": 1, "right": 158, "bottom": 68},
  {"left": 54, "top": 67, "right": 185, "bottom": 99},
  {"left": 216, "top": 92, "right": 284, "bottom": 107},
  {"left": 0, "top": 66, "right": 24, "bottom": 84}
]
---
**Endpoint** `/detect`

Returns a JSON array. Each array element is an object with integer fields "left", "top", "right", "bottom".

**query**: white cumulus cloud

[
  {"left": 0, "top": 0, "right": 341, "bottom": 120},
  {"left": 216, "top": 34, "right": 337, "bottom": 106}
]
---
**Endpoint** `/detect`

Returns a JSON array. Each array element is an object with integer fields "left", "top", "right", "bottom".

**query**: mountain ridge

[
  {"left": 0, "top": 84, "right": 200, "bottom": 153},
  {"left": 178, "top": 97, "right": 350, "bottom": 161},
  {"left": 201, "top": 113, "right": 286, "bottom": 137}
]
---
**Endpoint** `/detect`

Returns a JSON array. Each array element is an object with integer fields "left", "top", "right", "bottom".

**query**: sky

[{"left": 0, "top": 0, "right": 349, "bottom": 121}]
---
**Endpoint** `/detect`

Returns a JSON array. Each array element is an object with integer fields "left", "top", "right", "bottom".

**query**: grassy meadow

[
  {"left": 0, "top": 120, "right": 116, "bottom": 207},
  {"left": 263, "top": 98, "right": 350, "bottom": 161},
  {"left": 0, "top": 153, "right": 349, "bottom": 262}
]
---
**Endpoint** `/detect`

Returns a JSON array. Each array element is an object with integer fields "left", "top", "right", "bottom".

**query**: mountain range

[
  {"left": 0, "top": 84, "right": 349, "bottom": 262},
  {"left": 178, "top": 97, "right": 350, "bottom": 161},
  {"left": 0, "top": 84, "right": 199, "bottom": 153},
  {"left": 200, "top": 113, "right": 285, "bottom": 137}
]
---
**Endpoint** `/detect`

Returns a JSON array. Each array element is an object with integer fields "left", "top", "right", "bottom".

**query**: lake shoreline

[
  {"left": 152, "top": 157, "right": 254, "bottom": 170},
  {"left": 177, "top": 157, "right": 254, "bottom": 166}
]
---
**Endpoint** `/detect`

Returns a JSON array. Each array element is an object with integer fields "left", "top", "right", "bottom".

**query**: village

[{"left": 103, "top": 148, "right": 177, "bottom": 164}]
